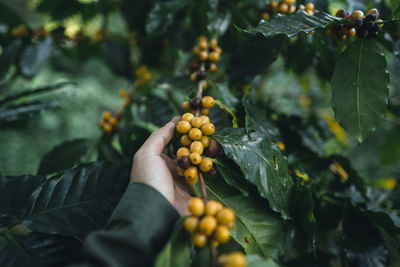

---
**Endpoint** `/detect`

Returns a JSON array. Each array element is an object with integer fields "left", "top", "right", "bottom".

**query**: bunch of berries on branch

[
  {"left": 98, "top": 111, "right": 118, "bottom": 134},
  {"left": 190, "top": 36, "right": 222, "bottom": 85},
  {"left": 260, "top": 0, "right": 315, "bottom": 21},
  {"left": 327, "top": 8, "right": 382, "bottom": 40},
  {"left": 184, "top": 197, "right": 235, "bottom": 248}
]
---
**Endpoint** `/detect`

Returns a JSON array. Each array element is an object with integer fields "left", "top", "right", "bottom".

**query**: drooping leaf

[
  {"left": 244, "top": 10, "right": 344, "bottom": 38},
  {"left": 20, "top": 161, "right": 130, "bottom": 237},
  {"left": 331, "top": 40, "right": 389, "bottom": 142},
  {"left": 37, "top": 139, "right": 92, "bottom": 175},
  {"left": 0, "top": 39, "right": 22, "bottom": 80},
  {"left": 18, "top": 38, "right": 53, "bottom": 77},
  {"left": 154, "top": 218, "right": 192, "bottom": 267},
  {"left": 206, "top": 176, "right": 284, "bottom": 259},
  {"left": 0, "top": 175, "right": 45, "bottom": 226},
  {"left": 0, "top": 102, "right": 59, "bottom": 126},
  {"left": 213, "top": 128, "right": 294, "bottom": 219},
  {"left": 246, "top": 254, "right": 280, "bottom": 267}
]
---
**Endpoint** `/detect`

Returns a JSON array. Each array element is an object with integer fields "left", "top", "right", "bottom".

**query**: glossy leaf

[
  {"left": 19, "top": 38, "right": 53, "bottom": 77},
  {"left": 37, "top": 139, "right": 92, "bottom": 175},
  {"left": 331, "top": 40, "right": 389, "bottom": 142},
  {"left": 0, "top": 102, "right": 59, "bottom": 126},
  {"left": 213, "top": 128, "right": 294, "bottom": 219},
  {"left": 21, "top": 161, "right": 130, "bottom": 236},
  {"left": 209, "top": 83, "right": 239, "bottom": 109},
  {"left": 244, "top": 10, "right": 343, "bottom": 38},
  {"left": 206, "top": 176, "right": 284, "bottom": 259}
]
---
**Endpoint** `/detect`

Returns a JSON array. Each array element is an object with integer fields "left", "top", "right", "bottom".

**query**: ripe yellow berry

[
  {"left": 190, "top": 72, "right": 198, "bottom": 82},
  {"left": 191, "top": 117, "right": 203, "bottom": 128},
  {"left": 108, "top": 117, "right": 118, "bottom": 126},
  {"left": 217, "top": 208, "right": 235, "bottom": 225},
  {"left": 270, "top": 1, "right": 278, "bottom": 10},
  {"left": 199, "top": 51, "right": 208, "bottom": 61},
  {"left": 177, "top": 147, "right": 190, "bottom": 158},
  {"left": 278, "top": 3, "right": 289, "bottom": 14},
  {"left": 182, "top": 112, "right": 194, "bottom": 122},
  {"left": 205, "top": 200, "right": 222, "bottom": 216},
  {"left": 183, "top": 216, "right": 199, "bottom": 233},
  {"left": 192, "top": 232, "right": 207, "bottom": 247},
  {"left": 201, "top": 108, "right": 210, "bottom": 115},
  {"left": 366, "top": 8, "right": 379, "bottom": 18},
  {"left": 209, "top": 63, "right": 217, "bottom": 73},
  {"left": 347, "top": 28, "right": 356, "bottom": 38},
  {"left": 226, "top": 221, "right": 234, "bottom": 230},
  {"left": 198, "top": 35, "right": 207, "bottom": 42},
  {"left": 210, "top": 39, "right": 218, "bottom": 47},
  {"left": 215, "top": 225, "right": 230, "bottom": 243},
  {"left": 200, "top": 115, "right": 210, "bottom": 124},
  {"left": 183, "top": 101, "right": 190, "bottom": 110},
  {"left": 219, "top": 252, "right": 246, "bottom": 267},
  {"left": 190, "top": 153, "right": 202, "bottom": 165},
  {"left": 188, "top": 197, "right": 205, "bottom": 216},
  {"left": 180, "top": 134, "right": 192, "bottom": 146},
  {"left": 199, "top": 157, "right": 213, "bottom": 172},
  {"left": 198, "top": 40, "right": 208, "bottom": 50},
  {"left": 214, "top": 46, "right": 222, "bottom": 54},
  {"left": 305, "top": 2, "right": 314, "bottom": 11},
  {"left": 200, "top": 136, "right": 210, "bottom": 148},
  {"left": 289, "top": 5, "right": 296, "bottom": 14},
  {"left": 350, "top": 10, "right": 364, "bottom": 21},
  {"left": 209, "top": 52, "right": 220, "bottom": 62},
  {"left": 102, "top": 111, "right": 112, "bottom": 120},
  {"left": 189, "top": 128, "right": 202, "bottom": 140},
  {"left": 192, "top": 46, "right": 200, "bottom": 55},
  {"left": 284, "top": 0, "right": 296, "bottom": 5},
  {"left": 201, "top": 123, "right": 215, "bottom": 136},
  {"left": 376, "top": 19, "right": 383, "bottom": 29},
  {"left": 119, "top": 90, "right": 129, "bottom": 98},
  {"left": 185, "top": 167, "right": 198, "bottom": 182},
  {"left": 176, "top": 120, "right": 191, "bottom": 134},
  {"left": 185, "top": 175, "right": 198, "bottom": 185},
  {"left": 199, "top": 215, "right": 217, "bottom": 236},
  {"left": 261, "top": 12, "right": 270, "bottom": 21},
  {"left": 190, "top": 141, "right": 204, "bottom": 154},
  {"left": 176, "top": 166, "right": 185, "bottom": 177},
  {"left": 202, "top": 96, "right": 215, "bottom": 108},
  {"left": 103, "top": 123, "right": 112, "bottom": 133},
  {"left": 339, "top": 34, "right": 347, "bottom": 41}
]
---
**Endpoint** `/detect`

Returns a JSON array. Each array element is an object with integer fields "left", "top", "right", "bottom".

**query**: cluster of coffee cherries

[
  {"left": 176, "top": 99, "right": 217, "bottom": 185},
  {"left": 260, "top": 1, "right": 315, "bottom": 21},
  {"left": 190, "top": 36, "right": 222, "bottom": 84},
  {"left": 11, "top": 25, "right": 49, "bottom": 40},
  {"left": 98, "top": 111, "right": 118, "bottom": 134},
  {"left": 184, "top": 197, "right": 235, "bottom": 247},
  {"left": 218, "top": 251, "right": 247, "bottom": 267},
  {"left": 135, "top": 65, "right": 152, "bottom": 86},
  {"left": 327, "top": 8, "right": 383, "bottom": 40}
]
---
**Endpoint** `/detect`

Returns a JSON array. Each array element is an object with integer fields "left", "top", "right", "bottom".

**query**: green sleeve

[{"left": 70, "top": 182, "right": 180, "bottom": 267}]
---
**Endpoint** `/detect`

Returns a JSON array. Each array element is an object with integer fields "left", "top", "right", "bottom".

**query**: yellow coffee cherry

[
  {"left": 190, "top": 153, "right": 202, "bottom": 165},
  {"left": 190, "top": 141, "right": 204, "bottom": 154},
  {"left": 278, "top": 3, "right": 289, "bottom": 14},
  {"left": 102, "top": 111, "right": 112, "bottom": 120},
  {"left": 210, "top": 39, "right": 218, "bottom": 47},
  {"left": 199, "top": 51, "right": 208, "bottom": 61},
  {"left": 209, "top": 63, "right": 217, "bottom": 73},
  {"left": 261, "top": 12, "right": 270, "bottom": 21},
  {"left": 185, "top": 167, "right": 199, "bottom": 183},
  {"left": 182, "top": 112, "right": 194, "bottom": 122},
  {"left": 209, "top": 52, "right": 220, "bottom": 62},
  {"left": 214, "top": 46, "right": 222, "bottom": 54},
  {"left": 183, "top": 216, "right": 199, "bottom": 233},
  {"left": 201, "top": 123, "right": 215, "bottom": 136},
  {"left": 215, "top": 225, "right": 230, "bottom": 243},
  {"left": 199, "top": 157, "right": 213, "bottom": 172},
  {"left": 177, "top": 147, "right": 190, "bottom": 158},
  {"left": 219, "top": 252, "right": 246, "bottom": 267},
  {"left": 270, "top": 1, "right": 278, "bottom": 10},
  {"left": 192, "top": 232, "right": 207, "bottom": 247},
  {"left": 190, "top": 72, "right": 197, "bottom": 82},
  {"left": 103, "top": 123, "right": 112, "bottom": 133},
  {"left": 185, "top": 175, "right": 198, "bottom": 186},
  {"left": 176, "top": 166, "right": 185, "bottom": 177},
  {"left": 306, "top": 9, "right": 314, "bottom": 15},
  {"left": 198, "top": 40, "right": 208, "bottom": 50},
  {"left": 109, "top": 117, "right": 118, "bottom": 126},
  {"left": 347, "top": 28, "right": 356, "bottom": 38},
  {"left": 289, "top": 5, "right": 296, "bottom": 14},
  {"left": 198, "top": 35, "right": 207, "bottom": 42},
  {"left": 205, "top": 200, "right": 222, "bottom": 216},
  {"left": 366, "top": 8, "right": 379, "bottom": 18},
  {"left": 189, "top": 128, "right": 202, "bottom": 140},
  {"left": 305, "top": 2, "right": 314, "bottom": 11},
  {"left": 200, "top": 115, "right": 210, "bottom": 124},
  {"left": 201, "top": 108, "right": 209, "bottom": 115},
  {"left": 284, "top": 0, "right": 296, "bottom": 5},
  {"left": 176, "top": 120, "right": 191, "bottom": 134},
  {"left": 191, "top": 117, "right": 203, "bottom": 128},
  {"left": 217, "top": 208, "right": 235, "bottom": 225},
  {"left": 119, "top": 90, "right": 129, "bottom": 98},
  {"left": 199, "top": 215, "right": 217, "bottom": 236},
  {"left": 192, "top": 46, "right": 200, "bottom": 55},
  {"left": 376, "top": 19, "right": 383, "bottom": 29},
  {"left": 350, "top": 10, "right": 364, "bottom": 21},
  {"left": 226, "top": 221, "right": 234, "bottom": 230},
  {"left": 180, "top": 134, "right": 192, "bottom": 146},
  {"left": 202, "top": 96, "right": 215, "bottom": 108},
  {"left": 200, "top": 136, "right": 210, "bottom": 148},
  {"left": 188, "top": 197, "right": 205, "bottom": 216},
  {"left": 183, "top": 101, "right": 190, "bottom": 110}
]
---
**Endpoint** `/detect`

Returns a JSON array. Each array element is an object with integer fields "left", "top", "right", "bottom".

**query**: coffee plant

[{"left": 1, "top": 0, "right": 400, "bottom": 266}]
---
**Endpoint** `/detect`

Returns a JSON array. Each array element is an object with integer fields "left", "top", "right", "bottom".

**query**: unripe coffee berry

[
  {"left": 205, "top": 200, "right": 222, "bottom": 216},
  {"left": 192, "top": 233, "right": 207, "bottom": 247},
  {"left": 184, "top": 216, "right": 199, "bottom": 233},
  {"left": 217, "top": 208, "right": 235, "bottom": 225},
  {"left": 177, "top": 147, "right": 190, "bottom": 158},
  {"left": 180, "top": 134, "right": 192, "bottom": 146},
  {"left": 199, "top": 157, "right": 213, "bottom": 172},
  {"left": 191, "top": 117, "right": 203, "bottom": 128},
  {"left": 178, "top": 156, "right": 191, "bottom": 169},
  {"left": 201, "top": 122, "right": 215, "bottom": 136},
  {"left": 215, "top": 225, "right": 230, "bottom": 243},
  {"left": 188, "top": 197, "right": 205, "bottom": 216},
  {"left": 202, "top": 96, "right": 215, "bottom": 108},
  {"left": 200, "top": 136, "right": 210, "bottom": 148},
  {"left": 199, "top": 215, "right": 217, "bottom": 236},
  {"left": 182, "top": 112, "right": 194, "bottom": 122},
  {"left": 189, "top": 128, "right": 202, "bottom": 140},
  {"left": 190, "top": 141, "right": 204, "bottom": 154},
  {"left": 177, "top": 120, "right": 191, "bottom": 134},
  {"left": 190, "top": 153, "right": 202, "bottom": 165},
  {"left": 185, "top": 166, "right": 198, "bottom": 182}
]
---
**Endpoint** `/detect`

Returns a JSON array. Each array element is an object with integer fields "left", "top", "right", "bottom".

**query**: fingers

[{"left": 138, "top": 116, "right": 180, "bottom": 156}]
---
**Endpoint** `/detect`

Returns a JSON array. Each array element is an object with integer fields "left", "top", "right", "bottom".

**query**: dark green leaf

[
  {"left": 244, "top": 10, "right": 343, "bottom": 38},
  {"left": 0, "top": 102, "right": 59, "bottom": 126},
  {"left": 101, "top": 40, "right": 133, "bottom": 80},
  {"left": 36, "top": 0, "right": 81, "bottom": 20},
  {"left": 246, "top": 254, "right": 280, "bottom": 267},
  {"left": 392, "top": 0, "right": 400, "bottom": 19},
  {"left": 0, "top": 39, "right": 22, "bottom": 80},
  {"left": 207, "top": 10, "right": 232, "bottom": 38},
  {"left": 379, "top": 126, "right": 400, "bottom": 165},
  {"left": 118, "top": 126, "right": 151, "bottom": 159},
  {"left": 209, "top": 83, "right": 239, "bottom": 109},
  {"left": 154, "top": 218, "right": 192, "bottom": 267},
  {"left": 21, "top": 161, "right": 130, "bottom": 236},
  {"left": 331, "top": 40, "right": 389, "bottom": 142},
  {"left": 214, "top": 128, "right": 294, "bottom": 219},
  {"left": 18, "top": 37, "right": 53, "bottom": 77},
  {"left": 206, "top": 176, "right": 284, "bottom": 259},
  {"left": 293, "top": 181, "right": 316, "bottom": 245},
  {"left": 37, "top": 139, "right": 92, "bottom": 175}
]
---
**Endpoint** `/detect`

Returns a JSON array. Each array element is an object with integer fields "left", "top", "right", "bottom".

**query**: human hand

[{"left": 130, "top": 116, "right": 192, "bottom": 216}]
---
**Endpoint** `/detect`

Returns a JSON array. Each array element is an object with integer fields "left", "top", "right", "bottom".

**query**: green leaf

[
  {"left": 246, "top": 254, "right": 280, "bottom": 267},
  {"left": 379, "top": 126, "right": 400, "bottom": 165},
  {"left": 101, "top": 40, "right": 133, "bottom": 80},
  {"left": 118, "top": 125, "right": 151, "bottom": 159},
  {"left": 209, "top": 83, "right": 239, "bottom": 109},
  {"left": 293, "top": 181, "right": 316, "bottom": 245},
  {"left": 244, "top": 10, "right": 343, "bottom": 38},
  {"left": 18, "top": 37, "right": 53, "bottom": 77},
  {"left": 392, "top": 0, "right": 400, "bottom": 19},
  {"left": 0, "top": 101, "right": 59, "bottom": 126},
  {"left": 153, "top": 218, "right": 192, "bottom": 267},
  {"left": 206, "top": 176, "right": 284, "bottom": 259},
  {"left": 331, "top": 40, "right": 389, "bottom": 142},
  {"left": 20, "top": 161, "right": 130, "bottom": 236},
  {"left": 0, "top": 39, "right": 22, "bottom": 80},
  {"left": 207, "top": 10, "right": 232, "bottom": 38},
  {"left": 37, "top": 139, "right": 92, "bottom": 175},
  {"left": 213, "top": 128, "right": 294, "bottom": 219},
  {"left": 36, "top": 0, "right": 82, "bottom": 20}
]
